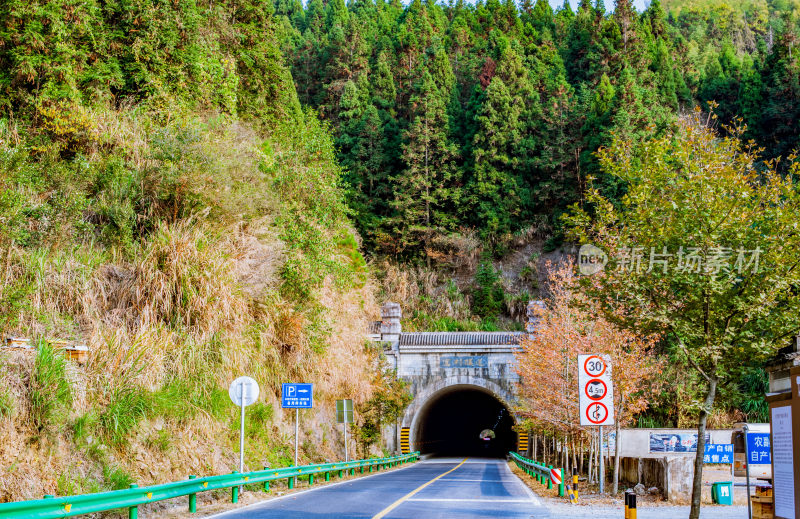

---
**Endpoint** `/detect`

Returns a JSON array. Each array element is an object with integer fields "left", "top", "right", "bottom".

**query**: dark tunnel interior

[{"left": 416, "top": 386, "right": 516, "bottom": 458}]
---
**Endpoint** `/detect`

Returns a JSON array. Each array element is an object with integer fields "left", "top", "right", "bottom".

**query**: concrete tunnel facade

[{"left": 370, "top": 301, "right": 542, "bottom": 457}]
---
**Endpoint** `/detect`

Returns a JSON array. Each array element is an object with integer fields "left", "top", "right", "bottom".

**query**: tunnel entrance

[{"left": 415, "top": 386, "right": 516, "bottom": 457}]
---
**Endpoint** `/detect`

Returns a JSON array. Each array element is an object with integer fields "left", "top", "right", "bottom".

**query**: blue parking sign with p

[
  {"left": 746, "top": 433, "right": 771, "bottom": 464},
  {"left": 282, "top": 383, "right": 313, "bottom": 408}
]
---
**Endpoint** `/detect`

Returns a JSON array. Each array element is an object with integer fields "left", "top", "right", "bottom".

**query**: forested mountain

[{"left": 274, "top": 0, "right": 800, "bottom": 257}]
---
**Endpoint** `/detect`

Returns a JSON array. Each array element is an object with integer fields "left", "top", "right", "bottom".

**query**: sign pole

[
  {"left": 344, "top": 422, "right": 349, "bottom": 462},
  {"left": 281, "top": 382, "right": 313, "bottom": 467},
  {"left": 295, "top": 407, "right": 299, "bottom": 466},
  {"left": 229, "top": 377, "right": 259, "bottom": 494},
  {"left": 743, "top": 424, "right": 751, "bottom": 519},
  {"left": 239, "top": 382, "right": 245, "bottom": 493},
  {"left": 599, "top": 425, "right": 604, "bottom": 494},
  {"left": 731, "top": 446, "right": 735, "bottom": 505}
]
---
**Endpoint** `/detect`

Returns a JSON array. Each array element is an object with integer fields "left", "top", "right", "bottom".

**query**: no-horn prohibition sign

[
  {"left": 578, "top": 354, "right": 615, "bottom": 426},
  {"left": 585, "top": 402, "right": 609, "bottom": 424}
]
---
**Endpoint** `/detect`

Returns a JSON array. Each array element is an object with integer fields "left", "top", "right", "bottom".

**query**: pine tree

[
  {"left": 759, "top": 35, "right": 800, "bottom": 163},
  {"left": 372, "top": 51, "right": 397, "bottom": 112},
  {"left": 346, "top": 104, "right": 391, "bottom": 239},
  {"left": 468, "top": 76, "right": 524, "bottom": 237},
  {"left": 392, "top": 70, "right": 457, "bottom": 261}
]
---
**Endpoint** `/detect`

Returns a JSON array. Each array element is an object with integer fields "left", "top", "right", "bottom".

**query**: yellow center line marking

[{"left": 371, "top": 458, "right": 468, "bottom": 519}]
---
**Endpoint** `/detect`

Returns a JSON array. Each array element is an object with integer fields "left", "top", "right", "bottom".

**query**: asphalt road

[{"left": 209, "top": 457, "right": 549, "bottom": 519}]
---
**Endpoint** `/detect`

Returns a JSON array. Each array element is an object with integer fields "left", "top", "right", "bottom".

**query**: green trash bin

[{"left": 711, "top": 481, "right": 733, "bottom": 505}]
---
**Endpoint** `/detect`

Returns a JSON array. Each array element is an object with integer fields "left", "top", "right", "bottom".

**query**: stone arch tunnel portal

[{"left": 414, "top": 385, "right": 516, "bottom": 458}]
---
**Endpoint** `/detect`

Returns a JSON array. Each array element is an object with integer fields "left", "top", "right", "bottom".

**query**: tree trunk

[
  {"left": 613, "top": 392, "right": 625, "bottom": 494},
  {"left": 689, "top": 375, "right": 718, "bottom": 519},
  {"left": 572, "top": 436, "right": 578, "bottom": 474},
  {"left": 545, "top": 435, "right": 550, "bottom": 464}
]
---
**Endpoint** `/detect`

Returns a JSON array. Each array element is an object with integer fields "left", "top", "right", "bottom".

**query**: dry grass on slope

[{"left": 0, "top": 111, "right": 382, "bottom": 503}]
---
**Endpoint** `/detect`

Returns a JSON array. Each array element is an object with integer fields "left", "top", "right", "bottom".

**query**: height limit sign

[{"left": 578, "top": 354, "right": 615, "bottom": 426}]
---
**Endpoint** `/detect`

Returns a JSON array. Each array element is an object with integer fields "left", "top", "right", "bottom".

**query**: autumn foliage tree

[
  {"left": 516, "top": 261, "right": 661, "bottom": 492},
  {"left": 565, "top": 111, "right": 800, "bottom": 517}
]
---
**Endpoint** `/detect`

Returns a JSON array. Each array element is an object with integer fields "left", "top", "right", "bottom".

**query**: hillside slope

[{"left": 0, "top": 0, "right": 395, "bottom": 504}]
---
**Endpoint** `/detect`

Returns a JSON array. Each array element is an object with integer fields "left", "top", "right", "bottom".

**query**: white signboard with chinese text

[
  {"left": 578, "top": 354, "right": 615, "bottom": 426},
  {"left": 772, "top": 405, "right": 795, "bottom": 519}
]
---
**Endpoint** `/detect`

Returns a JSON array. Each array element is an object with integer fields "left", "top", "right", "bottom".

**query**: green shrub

[
  {"left": 103, "top": 464, "right": 134, "bottom": 490},
  {"left": 57, "top": 469, "right": 102, "bottom": 496},
  {"left": 472, "top": 261, "right": 505, "bottom": 320},
  {"left": 98, "top": 385, "right": 153, "bottom": 446},
  {"left": 353, "top": 364, "right": 412, "bottom": 458},
  {"left": 270, "top": 112, "right": 355, "bottom": 300},
  {"left": 154, "top": 377, "right": 230, "bottom": 422},
  {"left": 28, "top": 341, "right": 72, "bottom": 434},
  {"left": 72, "top": 411, "right": 99, "bottom": 442},
  {"left": 249, "top": 402, "right": 273, "bottom": 424}
]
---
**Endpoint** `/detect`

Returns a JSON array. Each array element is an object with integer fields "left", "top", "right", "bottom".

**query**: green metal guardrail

[
  {"left": 0, "top": 452, "right": 420, "bottom": 518},
  {"left": 509, "top": 451, "right": 565, "bottom": 498}
]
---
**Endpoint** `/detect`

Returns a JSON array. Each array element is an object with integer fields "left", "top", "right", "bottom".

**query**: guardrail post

[
  {"left": 308, "top": 474, "right": 314, "bottom": 486},
  {"left": 188, "top": 475, "right": 197, "bottom": 512},
  {"left": 263, "top": 468, "right": 270, "bottom": 492},
  {"left": 231, "top": 472, "right": 239, "bottom": 503},
  {"left": 558, "top": 468, "right": 565, "bottom": 498},
  {"left": 339, "top": 469, "right": 344, "bottom": 478},
  {"left": 325, "top": 471, "right": 330, "bottom": 481},
  {"left": 288, "top": 476, "right": 294, "bottom": 489},
  {"left": 547, "top": 465, "right": 553, "bottom": 490},
  {"left": 128, "top": 484, "right": 138, "bottom": 519}
]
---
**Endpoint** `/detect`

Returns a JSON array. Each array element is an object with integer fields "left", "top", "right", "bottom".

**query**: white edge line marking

[
  {"left": 504, "top": 458, "right": 542, "bottom": 506},
  {"left": 202, "top": 462, "right": 420, "bottom": 519},
  {"left": 406, "top": 498, "right": 536, "bottom": 502},
  {"left": 437, "top": 478, "right": 510, "bottom": 482}
]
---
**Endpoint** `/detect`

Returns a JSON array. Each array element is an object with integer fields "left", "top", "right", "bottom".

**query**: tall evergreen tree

[
  {"left": 392, "top": 70, "right": 457, "bottom": 260},
  {"left": 468, "top": 76, "right": 524, "bottom": 237}
]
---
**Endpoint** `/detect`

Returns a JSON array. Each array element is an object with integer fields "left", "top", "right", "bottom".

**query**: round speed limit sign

[{"left": 583, "top": 355, "right": 606, "bottom": 377}]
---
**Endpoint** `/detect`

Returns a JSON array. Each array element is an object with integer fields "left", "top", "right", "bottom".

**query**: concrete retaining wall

[{"left": 616, "top": 455, "right": 696, "bottom": 504}]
